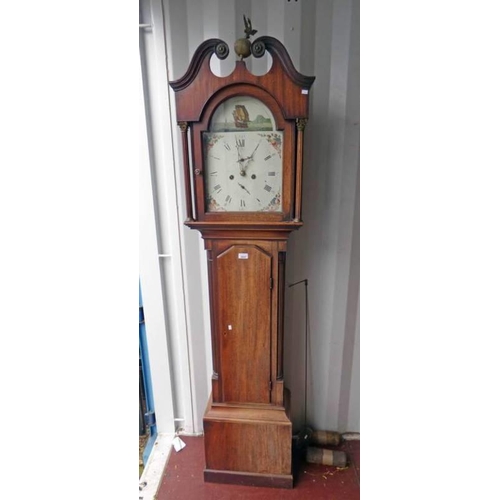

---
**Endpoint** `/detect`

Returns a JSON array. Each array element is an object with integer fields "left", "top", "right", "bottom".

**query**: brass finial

[{"left": 234, "top": 15, "right": 258, "bottom": 60}]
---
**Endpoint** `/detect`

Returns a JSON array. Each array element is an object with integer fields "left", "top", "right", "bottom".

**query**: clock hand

[
  {"left": 243, "top": 140, "right": 261, "bottom": 162},
  {"left": 238, "top": 140, "right": 261, "bottom": 175},
  {"left": 235, "top": 139, "right": 248, "bottom": 175},
  {"left": 238, "top": 182, "right": 251, "bottom": 195},
  {"left": 235, "top": 153, "right": 247, "bottom": 176},
  {"left": 235, "top": 138, "right": 243, "bottom": 161}
]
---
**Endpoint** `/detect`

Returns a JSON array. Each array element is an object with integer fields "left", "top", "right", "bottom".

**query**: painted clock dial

[{"left": 203, "top": 96, "right": 283, "bottom": 212}]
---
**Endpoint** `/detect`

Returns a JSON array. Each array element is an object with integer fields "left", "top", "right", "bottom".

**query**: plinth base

[
  {"left": 204, "top": 469, "right": 293, "bottom": 489},
  {"left": 203, "top": 392, "right": 293, "bottom": 489}
]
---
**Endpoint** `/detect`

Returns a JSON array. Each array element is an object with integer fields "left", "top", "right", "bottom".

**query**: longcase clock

[{"left": 169, "top": 28, "right": 315, "bottom": 489}]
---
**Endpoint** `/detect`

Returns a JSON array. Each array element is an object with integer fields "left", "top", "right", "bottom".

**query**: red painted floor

[{"left": 157, "top": 436, "right": 360, "bottom": 500}]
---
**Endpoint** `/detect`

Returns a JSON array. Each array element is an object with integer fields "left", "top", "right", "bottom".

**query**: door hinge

[
  {"left": 270, "top": 277, "right": 273, "bottom": 289},
  {"left": 269, "top": 380, "right": 272, "bottom": 391}
]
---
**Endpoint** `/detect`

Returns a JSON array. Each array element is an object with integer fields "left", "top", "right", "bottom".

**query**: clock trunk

[
  {"left": 215, "top": 244, "right": 272, "bottom": 404},
  {"left": 203, "top": 235, "right": 291, "bottom": 487}
]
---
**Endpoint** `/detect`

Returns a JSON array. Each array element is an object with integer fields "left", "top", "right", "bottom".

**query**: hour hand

[
  {"left": 234, "top": 145, "right": 246, "bottom": 174},
  {"left": 235, "top": 138, "right": 244, "bottom": 162},
  {"left": 238, "top": 182, "right": 251, "bottom": 195}
]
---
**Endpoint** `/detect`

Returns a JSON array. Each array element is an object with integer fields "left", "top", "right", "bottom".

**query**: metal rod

[
  {"left": 288, "top": 279, "right": 308, "bottom": 288},
  {"left": 139, "top": 24, "right": 152, "bottom": 29},
  {"left": 305, "top": 280, "right": 309, "bottom": 425},
  {"left": 288, "top": 278, "right": 310, "bottom": 427}
]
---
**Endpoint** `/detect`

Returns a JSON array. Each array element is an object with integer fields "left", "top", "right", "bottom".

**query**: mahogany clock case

[{"left": 169, "top": 36, "right": 315, "bottom": 489}]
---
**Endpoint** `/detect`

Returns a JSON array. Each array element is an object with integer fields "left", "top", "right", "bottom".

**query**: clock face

[{"left": 203, "top": 96, "right": 283, "bottom": 213}]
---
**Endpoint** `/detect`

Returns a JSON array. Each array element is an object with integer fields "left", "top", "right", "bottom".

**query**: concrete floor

[
  {"left": 139, "top": 434, "right": 148, "bottom": 477},
  {"left": 157, "top": 435, "right": 360, "bottom": 500}
]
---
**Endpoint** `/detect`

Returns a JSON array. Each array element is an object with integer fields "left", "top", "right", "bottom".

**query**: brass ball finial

[{"left": 234, "top": 14, "right": 257, "bottom": 60}]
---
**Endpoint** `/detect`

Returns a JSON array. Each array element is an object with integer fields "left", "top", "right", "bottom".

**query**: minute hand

[{"left": 244, "top": 140, "right": 261, "bottom": 161}]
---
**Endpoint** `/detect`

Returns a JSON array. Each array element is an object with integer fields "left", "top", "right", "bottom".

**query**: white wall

[{"left": 141, "top": 0, "right": 360, "bottom": 434}]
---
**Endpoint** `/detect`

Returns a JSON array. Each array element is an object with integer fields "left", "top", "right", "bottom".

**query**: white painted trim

[
  {"left": 162, "top": 0, "right": 217, "bottom": 436},
  {"left": 178, "top": 431, "right": 204, "bottom": 438},
  {"left": 140, "top": 0, "right": 197, "bottom": 434},
  {"left": 139, "top": 433, "right": 174, "bottom": 500},
  {"left": 139, "top": 35, "right": 175, "bottom": 434},
  {"left": 150, "top": 0, "right": 196, "bottom": 434}
]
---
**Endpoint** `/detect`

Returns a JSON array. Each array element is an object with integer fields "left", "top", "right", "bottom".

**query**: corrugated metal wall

[{"left": 162, "top": 0, "right": 359, "bottom": 433}]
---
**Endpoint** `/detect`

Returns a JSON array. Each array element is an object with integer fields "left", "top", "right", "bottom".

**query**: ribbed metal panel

[{"left": 162, "top": 0, "right": 360, "bottom": 432}]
